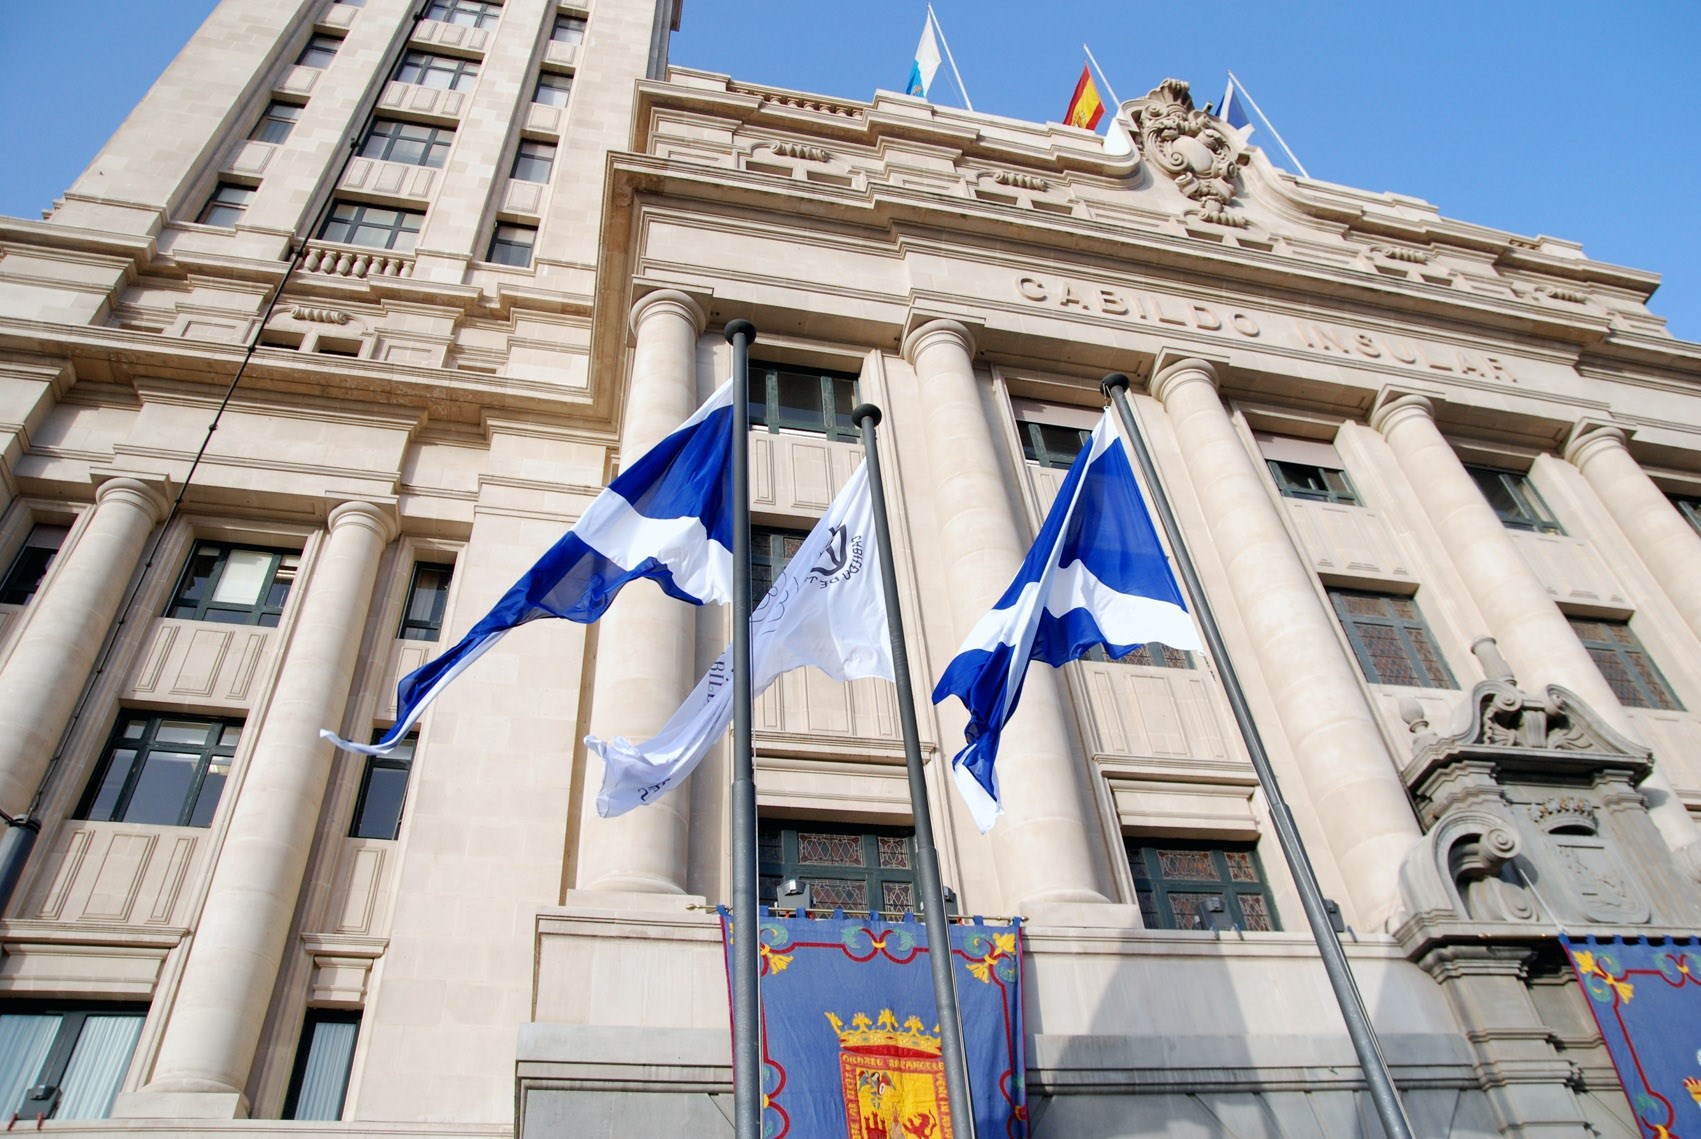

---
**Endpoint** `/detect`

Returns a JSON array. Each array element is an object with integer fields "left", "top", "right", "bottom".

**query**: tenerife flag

[
  {"left": 1220, "top": 77, "right": 1253, "bottom": 135},
  {"left": 933, "top": 411, "right": 1202, "bottom": 831},
  {"left": 907, "top": 15, "right": 941, "bottom": 97},
  {"left": 323, "top": 382, "right": 735, "bottom": 756}
]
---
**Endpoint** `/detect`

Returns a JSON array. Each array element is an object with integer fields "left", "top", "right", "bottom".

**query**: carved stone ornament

[
  {"left": 765, "top": 141, "right": 831, "bottom": 163},
  {"left": 991, "top": 170, "right": 1049, "bottom": 192},
  {"left": 288, "top": 304, "right": 351, "bottom": 324},
  {"left": 1128, "top": 78, "right": 1248, "bottom": 226}
]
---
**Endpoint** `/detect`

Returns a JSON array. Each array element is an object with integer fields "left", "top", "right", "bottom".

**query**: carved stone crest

[{"left": 1128, "top": 78, "right": 1248, "bottom": 226}]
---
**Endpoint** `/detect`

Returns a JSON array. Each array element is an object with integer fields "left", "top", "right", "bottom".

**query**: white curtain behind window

[
  {"left": 55, "top": 1015, "right": 143, "bottom": 1119},
  {"left": 292, "top": 1018, "right": 359, "bottom": 1120},
  {"left": 0, "top": 1015, "right": 58, "bottom": 1117}
]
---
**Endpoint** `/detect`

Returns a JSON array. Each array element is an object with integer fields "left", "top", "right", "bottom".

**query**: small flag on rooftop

[
  {"left": 907, "top": 15, "right": 941, "bottom": 97},
  {"left": 1219, "top": 76, "right": 1253, "bottom": 135},
  {"left": 1064, "top": 64, "right": 1105, "bottom": 130}
]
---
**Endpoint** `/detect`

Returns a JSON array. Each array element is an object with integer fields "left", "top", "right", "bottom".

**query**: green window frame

[
  {"left": 0, "top": 524, "right": 67, "bottom": 606},
  {"left": 1330, "top": 588, "right": 1456, "bottom": 689},
  {"left": 1671, "top": 495, "right": 1701, "bottom": 537},
  {"left": 0, "top": 1002, "right": 146, "bottom": 1121},
  {"left": 167, "top": 541, "right": 300, "bottom": 626},
  {"left": 350, "top": 735, "right": 415, "bottom": 840},
  {"left": 282, "top": 1010, "right": 360, "bottom": 1120},
  {"left": 395, "top": 50, "right": 480, "bottom": 91},
  {"left": 748, "top": 362, "right": 858, "bottom": 441},
  {"left": 1266, "top": 459, "right": 1359, "bottom": 505},
  {"left": 1019, "top": 421, "right": 1090, "bottom": 470},
  {"left": 1466, "top": 466, "right": 1563, "bottom": 534},
  {"left": 750, "top": 525, "right": 808, "bottom": 605},
  {"left": 1127, "top": 839, "right": 1278, "bottom": 932},
  {"left": 77, "top": 713, "right": 243, "bottom": 829},
  {"left": 758, "top": 820, "right": 919, "bottom": 915},
  {"left": 1568, "top": 617, "right": 1683, "bottom": 711}
]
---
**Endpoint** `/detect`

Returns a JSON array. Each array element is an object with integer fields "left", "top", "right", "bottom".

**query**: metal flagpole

[
  {"left": 1081, "top": 43, "right": 1122, "bottom": 110},
  {"left": 1100, "top": 374, "right": 1415, "bottom": 1139},
  {"left": 851, "top": 403, "right": 978, "bottom": 1139},
  {"left": 1225, "top": 71, "right": 1309, "bottom": 177},
  {"left": 726, "top": 320, "right": 762, "bottom": 1139},
  {"left": 927, "top": 4, "right": 974, "bottom": 111}
]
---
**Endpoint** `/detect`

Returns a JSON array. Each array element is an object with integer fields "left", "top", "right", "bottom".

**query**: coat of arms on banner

[
  {"left": 1562, "top": 935, "right": 1701, "bottom": 1139},
  {"left": 719, "top": 910, "right": 1026, "bottom": 1139}
]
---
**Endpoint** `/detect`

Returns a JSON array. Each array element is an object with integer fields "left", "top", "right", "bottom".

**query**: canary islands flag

[
  {"left": 1065, "top": 64, "right": 1104, "bottom": 130},
  {"left": 907, "top": 16, "right": 941, "bottom": 98}
]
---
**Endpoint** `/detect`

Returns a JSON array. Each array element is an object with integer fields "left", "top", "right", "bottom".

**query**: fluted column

[
  {"left": 137, "top": 501, "right": 394, "bottom": 1111},
  {"left": 1153, "top": 359, "right": 1420, "bottom": 923},
  {"left": 575, "top": 289, "right": 706, "bottom": 894},
  {"left": 1373, "top": 395, "right": 1701, "bottom": 863},
  {"left": 907, "top": 319, "right": 1107, "bottom": 909},
  {"left": 0, "top": 477, "right": 167, "bottom": 815},
  {"left": 1565, "top": 426, "right": 1701, "bottom": 645}
]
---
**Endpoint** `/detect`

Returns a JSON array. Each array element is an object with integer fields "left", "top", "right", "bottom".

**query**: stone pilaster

[
  {"left": 0, "top": 477, "right": 167, "bottom": 816},
  {"left": 124, "top": 501, "right": 395, "bottom": 1117},
  {"left": 574, "top": 289, "right": 707, "bottom": 894},
  {"left": 1151, "top": 358, "right": 1419, "bottom": 924},
  {"left": 907, "top": 319, "right": 1108, "bottom": 909},
  {"left": 1564, "top": 426, "right": 1701, "bottom": 645}
]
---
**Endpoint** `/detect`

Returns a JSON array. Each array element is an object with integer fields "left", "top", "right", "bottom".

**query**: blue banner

[
  {"left": 721, "top": 910, "right": 1026, "bottom": 1139},
  {"left": 1562, "top": 935, "right": 1701, "bottom": 1138}
]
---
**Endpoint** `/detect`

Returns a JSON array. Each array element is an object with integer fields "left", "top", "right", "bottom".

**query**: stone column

[
  {"left": 130, "top": 501, "right": 394, "bottom": 1116},
  {"left": 1152, "top": 359, "right": 1420, "bottom": 923},
  {"left": 575, "top": 290, "right": 706, "bottom": 895},
  {"left": 1373, "top": 395, "right": 1701, "bottom": 866},
  {"left": 0, "top": 477, "right": 166, "bottom": 816},
  {"left": 1565, "top": 426, "right": 1701, "bottom": 645},
  {"left": 907, "top": 319, "right": 1107, "bottom": 909}
]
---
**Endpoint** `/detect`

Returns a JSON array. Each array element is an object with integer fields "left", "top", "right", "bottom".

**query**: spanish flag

[{"left": 1064, "top": 65, "right": 1105, "bottom": 130}]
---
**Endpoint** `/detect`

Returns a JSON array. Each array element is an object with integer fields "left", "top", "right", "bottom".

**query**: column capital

[
  {"left": 1148, "top": 356, "right": 1220, "bottom": 404},
  {"left": 1369, "top": 392, "right": 1438, "bottom": 437},
  {"left": 93, "top": 476, "right": 170, "bottom": 522},
  {"left": 1562, "top": 424, "right": 1631, "bottom": 468},
  {"left": 326, "top": 499, "right": 399, "bottom": 544},
  {"left": 901, "top": 318, "right": 976, "bottom": 366},
  {"left": 628, "top": 289, "right": 707, "bottom": 340}
]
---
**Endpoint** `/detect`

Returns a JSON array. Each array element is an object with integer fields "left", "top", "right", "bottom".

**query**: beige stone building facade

[{"left": 0, "top": 0, "right": 1699, "bottom": 1135}]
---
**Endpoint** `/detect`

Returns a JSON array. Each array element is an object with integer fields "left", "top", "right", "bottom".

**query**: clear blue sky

[{"left": 4, "top": 1, "right": 1697, "bottom": 342}]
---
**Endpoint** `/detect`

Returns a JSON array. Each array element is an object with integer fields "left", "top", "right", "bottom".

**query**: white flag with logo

[{"left": 588, "top": 462, "right": 893, "bottom": 816}]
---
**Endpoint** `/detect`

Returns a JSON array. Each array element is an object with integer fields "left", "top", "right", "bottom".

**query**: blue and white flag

[
  {"left": 1220, "top": 77, "right": 1253, "bottom": 135},
  {"left": 932, "top": 412, "right": 1202, "bottom": 831},
  {"left": 589, "top": 463, "right": 892, "bottom": 816},
  {"left": 323, "top": 382, "right": 735, "bottom": 756},
  {"left": 907, "top": 15, "right": 941, "bottom": 98}
]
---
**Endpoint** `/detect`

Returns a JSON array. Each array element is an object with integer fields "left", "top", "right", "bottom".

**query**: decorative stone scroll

[{"left": 1127, "top": 78, "right": 1248, "bottom": 227}]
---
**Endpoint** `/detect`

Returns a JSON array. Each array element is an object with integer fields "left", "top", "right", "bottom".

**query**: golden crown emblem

[{"left": 825, "top": 1009, "right": 943, "bottom": 1057}]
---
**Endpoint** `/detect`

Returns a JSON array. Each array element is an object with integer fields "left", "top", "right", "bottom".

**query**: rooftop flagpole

[
  {"left": 1226, "top": 70, "right": 1309, "bottom": 177},
  {"left": 1081, "top": 43, "right": 1122, "bottom": 112},
  {"left": 927, "top": 4, "right": 974, "bottom": 111},
  {"left": 725, "top": 319, "right": 762, "bottom": 1139},
  {"left": 851, "top": 403, "right": 978, "bottom": 1139},
  {"left": 1100, "top": 374, "right": 1414, "bottom": 1139}
]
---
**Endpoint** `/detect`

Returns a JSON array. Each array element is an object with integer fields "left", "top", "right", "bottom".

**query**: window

[
  {"left": 551, "top": 13, "right": 586, "bottom": 43},
  {"left": 168, "top": 542, "right": 300, "bottom": 626},
  {"left": 250, "top": 100, "right": 303, "bottom": 144},
  {"left": 1330, "top": 589, "right": 1455, "bottom": 688},
  {"left": 395, "top": 50, "right": 480, "bottom": 91},
  {"left": 296, "top": 33, "right": 341, "bottom": 69},
  {"left": 350, "top": 735, "right": 415, "bottom": 840},
  {"left": 1569, "top": 617, "right": 1683, "bottom": 711},
  {"left": 399, "top": 561, "right": 453, "bottom": 640},
  {"left": 0, "top": 524, "right": 68, "bottom": 606},
  {"left": 283, "top": 1010, "right": 360, "bottom": 1120},
  {"left": 758, "top": 821, "right": 918, "bottom": 914},
  {"left": 751, "top": 525, "right": 808, "bottom": 604},
  {"left": 358, "top": 119, "right": 455, "bottom": 168},
  {"left": 532, "top": 72, "right": 572, "bottom": 107},
  {"left": 0, "top": 1004, "right": 146, "bottom": 1121},
  {"left": 77, "top": 714, "right": 242, "bottom": 828},
  {"left": 1467, "top": 466, "right": 1563, "bottom": 534},
  {"left": 195, "top": 182, "right": 254, "bottom": 226},
  {"left": 486, "top": 223, "right": 537, "bottom": 267},
  {"left": 1266, "top": 460, "right": 1358, "bottom": 505},
  {"left": 1671, "top": 495, "right": 1701, "bottom": 537},
  {"left": 320, "top": 201, "right": 424, "bottom": 252},
  {"left": 1082, "top": 641, "right": 1192, "bottom": 669},
  {"left": 1019, "top": 421, "right": 1089, "bottom": 469},
  {"left": 510, "top": 139, "right": 556, "bottom": 182},
  {"left": 1127, "top": 839, "right": 1278, "bottom": 932},
  {"left": 749, "top": 362, "right": 858, "bottom": 441},
  {"left": 424, "top": 0, "right": 501, "bottom": 28}
]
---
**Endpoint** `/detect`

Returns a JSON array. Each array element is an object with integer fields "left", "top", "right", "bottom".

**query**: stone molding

[
  {"left": 1367, "top": 392, "right": 1438, "bottom": 437},
  {"left": 326, "top": 499, "right": 399, "bottom": 545},
  {"left": 1148, "top": 356, "right": 1220, "bottom": 403},
  {"left": 1561, "top": 424, "right": 1630, "bottom": 468},
  {"left": 900, "top": 318, "right": 975, "bottom": 366},
  {"left": 628, "top": 288, "right": 707, "bottom": 340},
  {"left": 93, "top": 476, "right": 171, "bottom": 523}
]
